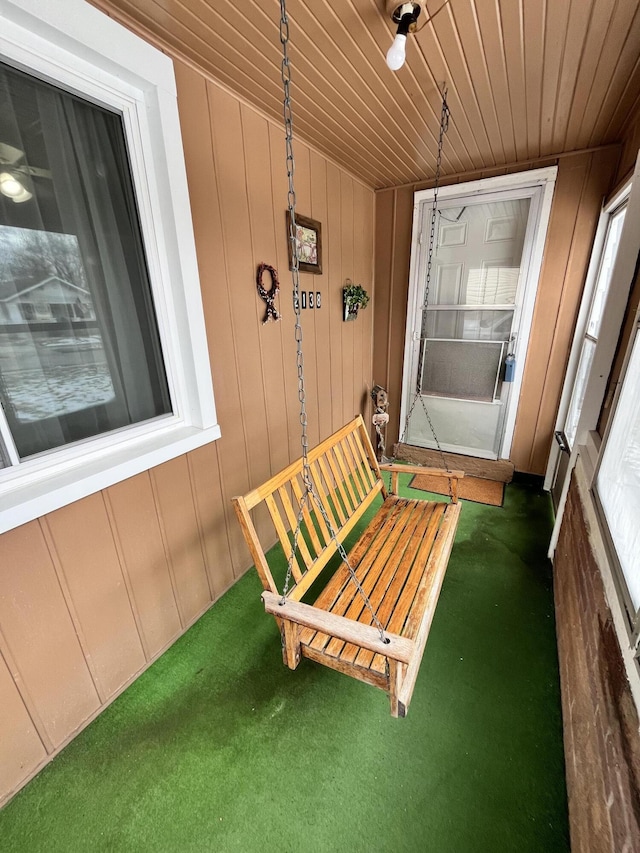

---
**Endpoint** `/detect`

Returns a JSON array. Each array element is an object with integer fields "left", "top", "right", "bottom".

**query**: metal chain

[
  {"left": 278, "top": 0, "right": 386, "bottom": 642},
  {"left": 398, "top": 87, "right": 453, "bottom": 495},
  {"left": 280, "top": 6, "right": 309, "bottom": 486}
]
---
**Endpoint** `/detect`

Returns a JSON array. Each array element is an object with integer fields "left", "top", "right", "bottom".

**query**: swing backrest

[{"left": 232, "top": 416, "right": 387, "bottom": 601}]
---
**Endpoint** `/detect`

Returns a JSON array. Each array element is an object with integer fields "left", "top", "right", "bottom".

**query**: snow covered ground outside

[
  {"left": 2, "top": 364, "right": 115, "bottom": 422},
  {"left": 1, "top": 328, "right": 116, "bottom": 422}
]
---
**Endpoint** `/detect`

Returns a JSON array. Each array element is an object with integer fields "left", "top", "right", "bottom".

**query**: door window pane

[
  {"left": 431, "top": 198, "right": 531, "bottom": 306},
  {"left": 0, "top": 62, "right": 171, "bottom": 459},
  {"left": 423, "top": 308, "right": 514, "bottom": 341}
]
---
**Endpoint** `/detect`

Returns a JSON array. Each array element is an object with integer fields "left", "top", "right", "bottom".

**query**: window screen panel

[
  {"left": 423, "top": 309, "right": 514, "bottom": 341},
  {"left": 420, "top": 340, "right": 504, "bottom": 401}
]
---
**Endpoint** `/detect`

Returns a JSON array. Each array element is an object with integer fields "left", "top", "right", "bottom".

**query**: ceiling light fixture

[
  {"left": 0, "top": 170, "right": 32, "bottom": 203},
  {"left": 386, "top": 2, "right": 424, "bottom": 70},
  {"left": 385, "top": 1, "right": 452, "bottom": 71},
  {"left": 0, "top": 143, "right": 49, "bottom": 204}
]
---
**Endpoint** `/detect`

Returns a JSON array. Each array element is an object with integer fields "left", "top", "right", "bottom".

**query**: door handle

[{"left": 554, "top": 430, "right": 569, "bottom": 453}]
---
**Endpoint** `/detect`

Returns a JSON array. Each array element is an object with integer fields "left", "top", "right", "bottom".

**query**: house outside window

[{"left": 0, "top": 0, "right": 219, "bottom": 532}]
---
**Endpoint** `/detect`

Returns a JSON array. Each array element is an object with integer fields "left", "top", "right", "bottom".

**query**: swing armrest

[
  {"left": 261, "top": 592, "right": 413, "bottom": 664},
  {"left": 378, "top": 464, "right": 464, "bottom": 479},
  {"left": 379, "top": 464, "right": 463, "bottom": 500}
]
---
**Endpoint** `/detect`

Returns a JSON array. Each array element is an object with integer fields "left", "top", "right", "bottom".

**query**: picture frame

[{"left": 286, "top": 211, "right": 322, "bottom": 275}]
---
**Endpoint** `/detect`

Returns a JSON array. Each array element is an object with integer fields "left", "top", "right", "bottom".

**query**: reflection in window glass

[
  {"left": 564, "top": 339, "right": 596, "bottom": 448},
  {"left": 596, "top": 331, "right": 640, "bottom": 611},
  {"left": 588, "top": 206, "right": 627, "bottom": 338},
  {"left": 423, "top": 308, "right": 514, "bottom": 341},
  {"left": 465, "top": 263, "right": 520, "bottom": 306},
  {"left": 0, "top": 61, "right": 171, "bottom": 460},
  {"left": 431, "top": 197, "right": 530, "bottom": 307}
]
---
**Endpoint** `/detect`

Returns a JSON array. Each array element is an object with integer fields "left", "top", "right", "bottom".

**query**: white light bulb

[
  {"left": 386, "top": 33, "right": 407, "bottom": 71},
  {"left": 11, "top": 186, "right": 32, "bottom": 204},
  {"left": 0, "top": 171, "right": 24, "bottom": 198}
]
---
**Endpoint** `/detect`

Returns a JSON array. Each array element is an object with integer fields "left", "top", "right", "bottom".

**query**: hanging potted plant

[{"left": 343, "top": 280, "right": 370, "bottom": 321}]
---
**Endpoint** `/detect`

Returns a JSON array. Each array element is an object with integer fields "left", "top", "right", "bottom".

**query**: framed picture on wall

[{"left": 286, "top": 211, "right": 322, "bottom": 275}]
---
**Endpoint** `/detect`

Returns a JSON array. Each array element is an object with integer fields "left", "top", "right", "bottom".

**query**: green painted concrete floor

[{"left": 0, "top": 477, "right": 570, "bottom": 852}]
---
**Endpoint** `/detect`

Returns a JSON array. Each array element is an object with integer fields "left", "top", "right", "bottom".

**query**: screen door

[{"left": 403, "top": 184, "right": 545, "bottom": 459}]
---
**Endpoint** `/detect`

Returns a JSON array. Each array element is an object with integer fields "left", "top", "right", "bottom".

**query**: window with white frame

[
  {"left": 595, "top": 324, "right": 640, "bottom": 640},
  {"left": 0, "top": 0, "right": 219, "bottom": 532},
  {"left": 564, "top": 199, "right": 628, "bottom": 448},
  {"left": 0, "top": 61, "right": 171, "bottom": 459}
]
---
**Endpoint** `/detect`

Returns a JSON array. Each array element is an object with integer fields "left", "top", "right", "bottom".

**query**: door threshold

[{"left": 394, "top": 443, "right": 515, "bottom": 483}]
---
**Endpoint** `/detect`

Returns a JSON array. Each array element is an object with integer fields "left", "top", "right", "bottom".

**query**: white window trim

[
  {"left": 544, "top": 181, "right": 632, "bottom": 490},
  {"left": 0, "top": 0, "right": 220, "bottom": 533}
]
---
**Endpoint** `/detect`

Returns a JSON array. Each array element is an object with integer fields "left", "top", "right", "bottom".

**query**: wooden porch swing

[{"left": 232, "top": 0, "right": 462, "bottom": 718}]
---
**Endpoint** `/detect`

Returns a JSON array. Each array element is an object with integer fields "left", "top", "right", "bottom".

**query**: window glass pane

[
  {"left": 465, "top": 262, "right": 521, "bottom": 306},
  {"left": 0, "top": 62, "right": 171, "bottom": 459},
  {"left": 596, "top": 331, "right": 640, "bottom": 611},
  {"left": 564, "top": 338, "right": 596, "bottom": 448},
  {"left": 432, "top": 197, "right": 531, "bottom": 306},
  {"left": 588, "top": 205, "right": 627, "bottom": 338},
  {"left": 423, "top": 308, "right": 514, "bottom": 341}
]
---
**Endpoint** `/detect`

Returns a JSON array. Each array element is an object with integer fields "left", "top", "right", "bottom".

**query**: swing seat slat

[{"left": 232, "top": 415, "right": 462, "bottom": 717}]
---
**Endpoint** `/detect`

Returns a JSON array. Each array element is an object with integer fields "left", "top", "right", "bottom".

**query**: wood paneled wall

[
  {"left": 615, "top": 102, "right": 640, "bottom": 191},
  {"left": 0, "top": 59, "right": 374, "bottom": 805},
  {"left": 373, "top": 149, "right": 618, "bottom": 475}
]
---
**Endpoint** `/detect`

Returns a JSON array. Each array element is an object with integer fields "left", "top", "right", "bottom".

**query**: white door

[{"left": 401, "top": 169, "right": 556, "bottom": 460}]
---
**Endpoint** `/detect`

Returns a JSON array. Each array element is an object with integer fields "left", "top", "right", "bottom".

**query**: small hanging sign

[{"left": 256, "top": 263, "right": 280, "bottom": 324}]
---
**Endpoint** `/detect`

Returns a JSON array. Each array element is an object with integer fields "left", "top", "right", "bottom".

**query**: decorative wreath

[{"left": 256, "top": 263, "right": 280, "bottom": 324}]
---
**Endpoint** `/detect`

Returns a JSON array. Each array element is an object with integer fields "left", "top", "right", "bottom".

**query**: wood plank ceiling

[{"left": 92, "top": 0, "right": 640, "bottom": 189}]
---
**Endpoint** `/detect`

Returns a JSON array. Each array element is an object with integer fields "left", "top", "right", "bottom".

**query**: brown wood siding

[
  {"left": 554, "top": 475, "right": 640, "bottom": 852},
  {"left": 0, "top": 57, "right": 375, "bottom": 806},
  {"left": 0, "top": 650, "right": 47, "bottom": 799},
  {"left": 373, "top": 150, "right": 618, "bottom": 474},
  {"left": 0, "top": 522, "right": 101, "bottom": 752},
  {"left": 612, "top": 96, "right": 640, "bottom": 196}
]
